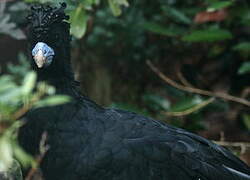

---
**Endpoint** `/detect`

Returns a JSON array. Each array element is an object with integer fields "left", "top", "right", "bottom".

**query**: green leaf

[
  {"left": 69, "top": 6, "right": 88, "bottom": 39},
  {"left": 0, "top": 75, "right": 12, "bottom": 85},
  {"left": 238, "top": 62, "right": 250, "bottom": 74},
  {"left": 162, "top": 6, "right": 192, "bottom": 24},
  {"left": 207, "top": 1, "right": 233, "bottom": 11},
  {"left": 25, "top": 0, "right": 54, "bottom": 3},
  {"left": 143, "top": 22, "right": 183, "bottom": 37},
  {"left": 34, "top": 95, "right": 71, "bottom": 108},
  {"left": 5, "top": 121, "right": 23, "bottom": 137},
  {"left": 93, "top": 0, "right": 100, "bottom": 5},
  {"left": 0, "top": 15, "right": 26, "bottom": 40},
  {"left": 166, "top": 98, "right": 214, "bottom": 117},
  {"left": 7, "top": 53, "right": 30, "bottom": 78},
  {"left": 80, "top": 0, "right": 100, "bottom": 10},
  {"left": 0, "top": 76, "right": 16, "bottom": 94},
  {"left": 13, "top": 144, "right": 34, "bottom": 168},
  {"left": 242, "top": 114, "right": 250, "bottom": 130},
  {"left": 0, "top": 137, "right": 13, "bottom": 171},
  {"left": 22, "top": 71, "right": 37, "bottom": 95},
  {"left": 169, "top": 96, "right": 203, "bottom": 112},
  {"left": 4, "top": 159, "right": 23, "bottom": 180},
  {"left": 108, "top": 0, "right": 129, "bottom": 16},
  {"left": 36, "top": 82, "right": 55, "bottom": 95},
  {"left": 182, "top": 29, "right": 232, "bottom": 42},
  {"left": 0, "top": 103, "right": 17, "bottom": 120},
  {"left": 0, "top": 88, "right": 22, "bottom": 104},
  {"left": 143, "top": 94, "right": 170, "bottom": 111},
  {"left": 233, "top": 42, "right": 250, "bottom": 53},
  {"left": 9, "top": 2, "right": 28, "bottom": 11}
]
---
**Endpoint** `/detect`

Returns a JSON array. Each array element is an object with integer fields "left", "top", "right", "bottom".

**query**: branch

[
  {"left": 213, "top": 141, "right": 250, "bottom": 154},
  {"left": 13, "top": 89, "right": 45, "bottom": 120},
  {"left": 12, "top": 104, "right": 33, "bottom": 121},
  {"left": 146, "top": 60, "right": 250, "bottom": 107},
  {"left": 25, "top": 132, "right": 49, "bottom": 180},
  {"left": 177, "top": 69, "right": 195, "bottom": 88},
  {"left": 163, "top": 97, "right": 215, "bottom": 117}
]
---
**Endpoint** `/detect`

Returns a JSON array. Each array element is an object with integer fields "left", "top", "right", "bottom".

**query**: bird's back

[{"left": 24, "top": 98, "right": 250, "bottom": 180}]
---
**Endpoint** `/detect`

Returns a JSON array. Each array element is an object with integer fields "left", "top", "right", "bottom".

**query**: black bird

[{"left": 19, "top": 3, "right": 250, "bottom": 180}]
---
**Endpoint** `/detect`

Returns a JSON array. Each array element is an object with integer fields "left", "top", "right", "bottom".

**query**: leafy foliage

[
  {"left": 68, "top": 5, "right": 88, "bottom": 38},
  {"left": 76, "top": 0, "right": 250, "bottom": 133},
  {"left": 142, "top": 94, "right": 170, "bottom": 111},
  {"left": 169, "top": 96, "right": 203, "bottom": 112},
  {"left": 0, "top": 60, "right": 70, "bottom": 172},
  {"left": 24, "top": 0, "right": 129, "bottom": 38},
  {"left": 143, "top": 22, "right": 183, "bottom": 37},
  {"left": 162, "top": 5, "right": 192, "bottom": 25},
  {"left": 238, "top": 62, "right": 250, "bottom": 75},
  {"left": 207, "top": 1, "right": 233, "bottom": 11},
  {"left": 243, "top": 114, "right": 250, "bottom": 130},
  {"left": 0, "top": 13, "right": 26, "bottom": 40},
  {"left": 182, "top": 28, "right": 233, "bottom": 42},
  {"left": 108, "top": 0, "right": 129, "bottom": 16}
]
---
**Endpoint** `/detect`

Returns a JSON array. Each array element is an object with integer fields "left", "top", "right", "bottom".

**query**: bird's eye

[{"left": 44, "top": 49, "right": 47, "bottom": 54}]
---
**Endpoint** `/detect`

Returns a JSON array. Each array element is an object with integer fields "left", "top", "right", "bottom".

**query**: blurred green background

[{"left": 0, "top": 0, "right": 250, "bottom": 172}]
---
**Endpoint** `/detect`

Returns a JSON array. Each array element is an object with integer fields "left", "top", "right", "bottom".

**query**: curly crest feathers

[{"left": 27, "top": 2, "right": 68, "bottom": 26}]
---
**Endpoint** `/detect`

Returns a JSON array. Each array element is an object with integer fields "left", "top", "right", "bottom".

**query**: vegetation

[
  {"left": 0, "top": 56, "right": 70, "bottom": 178},
  {"left": 70, "top": 0, "right": 250, "bottom": 134},
  {"left": 0, "top": 0, "right": 250, "bottom": 173}
]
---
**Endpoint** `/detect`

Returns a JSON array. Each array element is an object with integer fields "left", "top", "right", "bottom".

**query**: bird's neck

[
  {"left": 44, "top": 76, "right": 81, "bottom": 98},
  {"left": 35, "top": 64, "right": 80, "bottom": 98}
]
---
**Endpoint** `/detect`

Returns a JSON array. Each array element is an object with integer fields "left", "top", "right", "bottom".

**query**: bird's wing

[{"left": 103, "top": 109, "right": 250, "bottom": 180}]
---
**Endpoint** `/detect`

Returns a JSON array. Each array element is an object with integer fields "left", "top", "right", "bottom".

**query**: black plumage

[{"left": 18, "top": 3, "right": 250, "bottom": 180}]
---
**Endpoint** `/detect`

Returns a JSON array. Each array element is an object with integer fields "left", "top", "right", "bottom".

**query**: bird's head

[{"left": 27, "top": 3, "right": 71, "bottom": 72}]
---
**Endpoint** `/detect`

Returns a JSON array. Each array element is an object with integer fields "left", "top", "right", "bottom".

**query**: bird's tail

[{"left": 223, "top": 165, "right": 250, "bottom": 180}]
